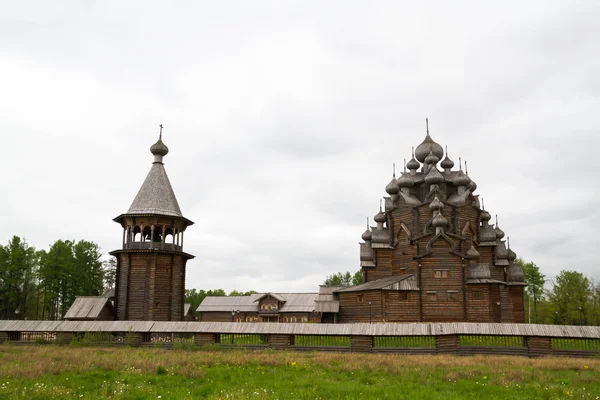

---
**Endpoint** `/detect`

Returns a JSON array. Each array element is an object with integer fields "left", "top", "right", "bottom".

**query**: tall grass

[{"left": 0, "top": 345, "right": 598, "bottom": 399}]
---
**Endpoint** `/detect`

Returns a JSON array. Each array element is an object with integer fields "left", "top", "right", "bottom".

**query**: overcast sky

[{"left": 2, "top": 1, "right": 599, "bottom": 293}]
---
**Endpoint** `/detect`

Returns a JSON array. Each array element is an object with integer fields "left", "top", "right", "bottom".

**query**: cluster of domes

[{"left": 360, "top": 121, "right": 524, "bottom": 285}]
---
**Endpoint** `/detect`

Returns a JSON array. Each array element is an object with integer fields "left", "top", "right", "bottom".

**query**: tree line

[
  {"left": 520, "top": 259, "right": 600, "bottom": 325},
  {"left": 0, "top": 236, "right": 108, "bottom": 320}
]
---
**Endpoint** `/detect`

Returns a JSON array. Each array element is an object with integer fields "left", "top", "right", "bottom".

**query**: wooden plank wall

[
  {"left": 435, "top": 334, "right": 460, "bottom": 353},
  {"left": 194, "top": 333, "right": 217, "bottom": 345},
  {"left": 269, "top": 335, "right": 292, "bottom": 349},
  {"left": 338, "top": 291, "right": 383, "bottom": 323},
  {"left": 465, "top": 285, "right": 491, "bottom": 322},
  {"left": 526, "top": 336, "right": 552, "bottom": 357},
  {"left": 116, "top": 253, "right": 129, "bottom": 320},
  {"left": 351, "top": 336, "right": 373, "bottom": 352},
  {"left": 420, "top": 241, "right": 464, "bottom": 322},
  {"left": 383, "top": 291, "right": 419, "bottom": 322},
  {"left": 509, "top": 287, "right": 525, "bottom": 323}
]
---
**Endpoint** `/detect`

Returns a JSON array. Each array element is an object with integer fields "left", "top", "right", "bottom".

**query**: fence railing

[{"left": 0, "top": 321, "right": 599, "bottom": 358}]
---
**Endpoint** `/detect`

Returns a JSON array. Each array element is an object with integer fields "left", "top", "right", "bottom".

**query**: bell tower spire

[{"left": 110, "top": 126, "right": 195, "bottom": 322}]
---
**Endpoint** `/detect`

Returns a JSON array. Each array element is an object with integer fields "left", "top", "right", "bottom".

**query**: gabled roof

[
  {"left": 64, "top": 297, "right": 114, "bottom": 320},
  {"left": 127, "top": 163, "right": 182, "bottom": 217},
  {"left": 253, "top": 293, "right": 286, "bottom": 303},
  {"left": 184, "top": 303, "right": 192, "bottom": 316},
  {"left": 334, "top": 274, "right": 417, "bottom": 293},
  {"left": 197, "top": 293, "right": 318, "bottom": 313}
]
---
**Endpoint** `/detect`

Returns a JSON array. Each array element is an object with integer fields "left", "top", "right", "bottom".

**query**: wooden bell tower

[{"left": 110, "top": 126, "right": 194, "bottom": 321}]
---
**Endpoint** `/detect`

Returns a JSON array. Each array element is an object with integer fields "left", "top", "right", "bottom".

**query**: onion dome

[
  {"left": 468, "top": 179, "right": 477, "bottom": 192},
  {"left": 494, "top": 215, "right": 505, "bottom": 239},
  {"left": 480, "top": 209, "right": 491, "bottom": 223},
  {"left": 425, "top": 165, "right": 444, "bottom": 185},
  {"left": 429, "top": 196, "right": 444, "bottom": 210},
  {"left": 385, "top": 177, "right": 399, "bottom": 195},
  {"left": 495, "top": 241, "right": 508, "bottom": 260},
  {"left": 507, "top": 263, "right": 524, "bottom": 282},
  {"left": 480, "top": 210, "right": 491, "bottom": 223},
  {"left": 507, "top": 246, "right": 516, "bottom": 262},
  {"left": 466, "top": 244, "right": 480, "bottom": 260},
  {"left": 479, "top": 198, "right": 491, "bottom": 222},
  {"left": 506, "top": 237, "right": 517, "bottom": 261},
  {"left": 397, "top": 173, "right": 414, "bottom": 188},
  {"left": 361, "top": 228, "right": 372, "bottom": 242},
  {"left": 453, "top": 169, "right": 471, "bottom": 187},
  {"left": 415, "top": 123, "right": 444, "bottom": 162},
  {"left": 425, "top": 150, "right": 440, "bottom": 165},
  {"left": 150, "top": 138, "right": 169, "bottom": 158},
  {"left": 480, "top": 228, "right": 497, "bottom": 242},
  {"left": 374, "top": 210, "right": 387, "bottom": 223},
  {"left": 440, "top": 146, "right": 454, "bottom": 169},
  {"left": 407, "top": 147, "right": 420, "bottom": 171},
  {"left": 432, "top": 212, "right": 448, "bottom": 228}
]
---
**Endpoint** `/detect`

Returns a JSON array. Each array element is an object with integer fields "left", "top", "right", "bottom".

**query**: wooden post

[
  {"left": 351, "top": 336, "right": 373, "bottom": 353},
  {"left": 435, "top": 334, "right": 460, "bottom": 354},
  {"left": 194, "top": 333, "right": 217, "bottom": 346},
  {"left": 56, "top": 332, "right": 73, "bottom": 345},
  {"left": 269, "top": 334, "right": 292, "bottom": 349},
  {"left": 526, "top": 336, "right": 552, "bottom": 358}
]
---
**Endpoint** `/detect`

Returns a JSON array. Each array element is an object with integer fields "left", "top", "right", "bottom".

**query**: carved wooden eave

[{"left": 109, "top": 248, "right": 195, "bottom": 259}]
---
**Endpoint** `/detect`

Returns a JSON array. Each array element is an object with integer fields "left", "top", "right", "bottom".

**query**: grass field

[{"left": 0, "top": 345, "right": 598, "bottom": 399}]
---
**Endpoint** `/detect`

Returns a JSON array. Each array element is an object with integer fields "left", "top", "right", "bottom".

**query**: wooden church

[{"left": 334, "top": 122, "right": 526, "bottom": 323}]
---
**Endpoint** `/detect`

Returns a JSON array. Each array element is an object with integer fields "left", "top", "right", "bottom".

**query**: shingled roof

[
  {"left": 334, "top": 274, "right": 418, "bottom": 293},
  {"left": 197, "top": 293, "right": 319, "bottom": 313},
  {"left": 127, "top": 162, "right": 182, "bottom": 217},
  {"left": 64, "top": 297, "right": 115, "bottom": 320}
]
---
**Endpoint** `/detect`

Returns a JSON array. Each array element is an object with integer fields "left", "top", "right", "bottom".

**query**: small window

[
  {"left": 302, "top": 317, "right": 308, "bottom": 323},
  {"left": 400, "top": 292, "right": 408, "bottom": 301},
  {"left": 434, "top": 270, "right": 449, "bottom": 278},
  {"left": 154, "top": 302, "right": 159, "bottom": 309},
  {"left": 357, "top": 294, "right": 364, "bottom": 303},
  {"left": 427, "top": 292, "right": 437, "bottom": 301},
  {"left": 290, "top": 317, "right": 297, "bottom": 323},
  {"left": 283, "top": 317, "right": 288, "bottom": 322},
  {"left": 448, "top": 292, "right": 457, "bottom": 301},
  {"left": 474, "top": 291, "right": 482, "bottom": 299},
  {"left": 246, "top": 316, "right": 253, "bottom": 322}
]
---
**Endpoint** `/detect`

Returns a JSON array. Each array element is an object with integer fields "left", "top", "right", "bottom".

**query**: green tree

[
  {"left": 323, "top": 270, "right": 364, "bottom": 286},
  {"left": 0, "top": 236, "right": 39, "bottom": 319},
  {"left": 518, "top": 258, "right": 545, "bottom": 323},
  {"left": 103, "top": 257, "right": 117, "bottom": 290},
  {"left": 229, "top": 290, "right": 257, "bottom": 296},
  {"left": 547, "top": 270, "right": 592, "bottom": 325},
  {"left": 38, "top": 239, "right": 105, "bottom": 320}
]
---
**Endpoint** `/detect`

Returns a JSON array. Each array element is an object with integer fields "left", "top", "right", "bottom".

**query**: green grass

[
  {"left": 552, "top": 338, "right": 600, "bottom": 351},
  {"left": 219, "top": 334, "right": 268, "bottom": 345},
  {"left": 0, "top": 345, "right": 599, "bottom": 399},
  {"left": 459, "top": 335, "right": 524, "bottom": 348},
  {"left": 294, "top": 335, "right": 351, "bottom": 347},
  {"left": 374, "top": 336, "right": 435, "bottom": 348}
]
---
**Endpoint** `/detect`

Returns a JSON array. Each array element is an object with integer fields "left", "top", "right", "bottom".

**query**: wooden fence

[{"left": 0, "top": 320, "right": 598, "bottom": 358}]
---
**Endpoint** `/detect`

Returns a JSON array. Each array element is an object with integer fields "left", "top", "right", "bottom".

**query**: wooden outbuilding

[
  {"left": 197, "top": 293, "right": 320, "bottom": 323},
  {"left": 64, "top": 297, "right": 115, "bottom": 321}
]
